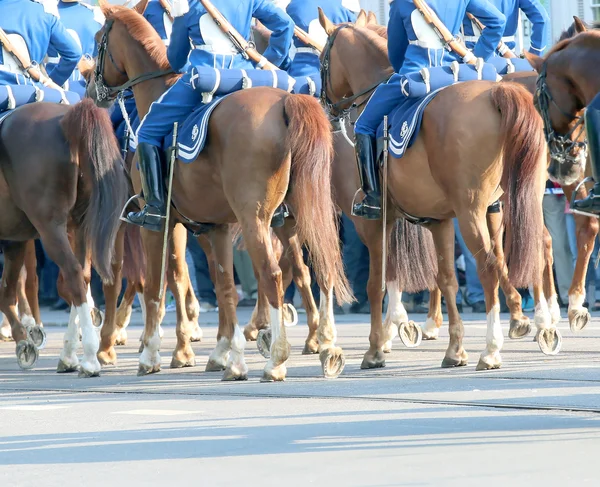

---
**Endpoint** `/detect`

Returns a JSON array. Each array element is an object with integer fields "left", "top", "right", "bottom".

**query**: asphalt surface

[{"left": 1, "top": 307, "right": 599, "bottom": 486}]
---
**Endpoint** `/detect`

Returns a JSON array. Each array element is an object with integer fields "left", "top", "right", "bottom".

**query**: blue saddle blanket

[
  {"left": 166, "top": 94, "right": 229, "bottom": 163},
  {"left": 0, "top": 84, "right": 80, "bottom": 113}
]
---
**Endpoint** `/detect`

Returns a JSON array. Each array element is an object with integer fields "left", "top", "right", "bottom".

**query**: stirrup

[
  {"left": 119, "top": 193, "right": 143, "bottom": 223},
  {"left": 350, "top": 188, "right": 363, "bottom": 216},
  {"left": 570, "top": 177, "right": 600, "bottom": 219}
]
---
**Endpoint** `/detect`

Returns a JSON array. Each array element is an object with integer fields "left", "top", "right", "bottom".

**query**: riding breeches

[{"left": 354, "top": 73, "right": 403, "bottom": 138}]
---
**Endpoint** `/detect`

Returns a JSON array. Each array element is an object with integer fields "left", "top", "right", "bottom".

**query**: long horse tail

[
  {"left": 283, "top": 94, "right": 353, "bottom": 304},
  {"left": 491, "top": 82, "right": 546, "bottom": 287},
  {"left": 60, "top": 98, "right": 129, "bottom": 282},
  {"left": 386, "top": 219, "right": 437, "bottom": 293}
]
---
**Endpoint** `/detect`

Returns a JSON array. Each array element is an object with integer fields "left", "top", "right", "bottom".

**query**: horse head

[
  {"left": 318, "top": 8, "right": 392, "bottom": 119},
  {"left": 527, "top": 17, "right": 595, "bottom": 185},
  {"left": 87, "top": 0, "right": 171, "bottom": 109}
]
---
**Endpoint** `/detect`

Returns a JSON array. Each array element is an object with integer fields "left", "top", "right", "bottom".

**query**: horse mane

[
  {"left": 546, "top": 29, "right": 600, "bottom": 59},
  {"left": 367, "top": 24, "right": 388, "bottom": 40},
  {"left": 101, "top": 4, "right": 171, "bottom": 71},
  {"left": 559, "top": 19, "right": 600, "bottom": 41},
  {"left": 349, "top": 24, "right": 389, "bottom": 56}
]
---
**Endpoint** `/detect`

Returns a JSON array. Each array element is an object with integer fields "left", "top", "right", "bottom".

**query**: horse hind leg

[
  {"left": 114, "top": 279, "right": 137, "bottom": 346},
  {"left": 0, "top": 242, "right": 39, "bottom": 369},
  {"left": 421, "top": 287, "right": 442, "bottom": 340}
]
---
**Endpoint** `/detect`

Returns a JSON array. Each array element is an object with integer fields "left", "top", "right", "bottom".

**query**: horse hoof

[
  {"left": 222, "top": 364, "right": 248, "bottom": 381},
  {"left": 360, "top": 350, "right": 385, "bottom": 369},
  {"left": 476, "top": 354, "right": 502, "bottom": 371},
  {"left": 243, "top": 325, "right": 260, "bottom": 342},
  {"left": 441, "top": 356, "right": 468, "bottom": 368},
  {"left": 205, "top": 359, "right": 226, "bottom": 372},
  {"left": 28, "top": 325, "right": 47, "bottom": 350},
  {"left": 261, "top": 364, "right": 287, "bottom": 382},
  {"left": 90, "top": 307, "right": 104, "bottom": 328},
  {"left": 256, "top": 328, "right": 272, "bottom": 359},
  {"left": 398, "top": 321, "right": 422, "bottom": 348},
  {"left": 302, "top": 340, "right": 319, "bottom": 355},
  {"left": 137, "top": 363, "right": 160, "bottom": 376},
  {"left": 115, "top": 329, "right": 128, "bottom": 346},
  {"left": 320, "top": 347, "right": 346, "bottom": 378},
  {"left": 283, "top": 303, "right": 298, "bottom": 327},
  {"left": 508, "top": 317, "right": 532, "bottom": 340},
  {"left": 97, "top": 350, "right": 117, "bottom": 366},
  {"left": 568, "top": 308, "right": 590, "bottom": 333},
  {"left": 421, "top": 324, "right": 439, "bottom": 341},
  {"left": 16, "top": 340, "right": 38, "bottom": 370},
  {"left": 190, "top": 325, "right": 203, "bottom": 343},
  {"left": 57, "top": 358, "right": 79, "bottom": 373},
  {"left": 78, "top": 367, "right": 101, "bottom": 378},
  {"left": 537, "top": 328, "right": 562, "bottom": 356},
  {"left": 170, "top": 356, "right": 196, "bottom": 368}
]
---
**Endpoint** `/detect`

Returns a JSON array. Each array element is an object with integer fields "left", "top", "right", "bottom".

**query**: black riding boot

[
  {"left": 352, "top": 133, "right": 381, "bottom": 220},
  {"left": 573, "top": 104, "right": 600, "bottom": 214},
  {"left": 125, "top": 142, "right": 167, "bottom": 232}
]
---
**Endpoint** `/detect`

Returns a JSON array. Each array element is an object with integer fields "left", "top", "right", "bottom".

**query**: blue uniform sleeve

[
  {"left": 387, "top": 1, "right": 409, "bottom": 74},
  {"left": 167, "top": 16, "right": 192, "bottom": 72},
  {"left": 46, "top": 17, "right": 81, "bottom": 85},
  {"left": 519, "top": 0, "right": 549, "bottom": 54},
  {"left": 252, "top": 0, "right": 294, "bottom": 67},
  {"left": 466, "top": 0, "right": 505, "bottom": 61}
]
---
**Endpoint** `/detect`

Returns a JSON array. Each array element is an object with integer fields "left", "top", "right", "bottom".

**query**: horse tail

[
  {"left": 283, "top": 94, "right": 353, "bottom": 304},
  {"left": 122, "top": 223, "right": 145, "bottom": 281},
  {"left": 491, "top": 82, "right": 546, "bottom": 287},
  {"left": 386, "top": 219, "right": 437, "bottom": 293},
  {"left": 60, "top": 99, "right": 129, "bottom": 282}
]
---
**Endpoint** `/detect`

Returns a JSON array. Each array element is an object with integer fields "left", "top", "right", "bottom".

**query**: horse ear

[
  {"left": 133, "top": 0, "right": 149, "bottom": 15},
  {"left": 524, "top": 51, "right": 544, "bottom": 73},
  {"left": 367, "top": 11, "right": 378, "bottom": 26},
  {"left": 355, "top": 9, "right": 368, "bottom": 28},
  {"left": 318, "top": 7, "right": 336, "bottom": 36},
  {"left": 573, "top": 16, "right": 588, "bottom": 34},
  {"left": 97, "top": 0, "right": 112, "bottom": 16}
]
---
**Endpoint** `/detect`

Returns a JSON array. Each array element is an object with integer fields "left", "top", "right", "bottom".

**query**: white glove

[{"left": 171, "top": 0, "right": 189, "bottom": 18}]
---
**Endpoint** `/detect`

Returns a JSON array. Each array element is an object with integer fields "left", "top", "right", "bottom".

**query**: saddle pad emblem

[
  {"left": 400, "top": 121, "right": 409, "bottom": 139},
  {"left": 191, "top": 124, "right": 199, "bottom": 141}
]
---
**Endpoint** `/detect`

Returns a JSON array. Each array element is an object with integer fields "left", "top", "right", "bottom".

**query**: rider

[
  {"left": 463, "top": 0, "right": 549, "bottom": 56},
  {"left": 352, "top": 0, "right": 505, "bottom": 220},
  {"left": 286, "top": 0, "right": 359, "bottom": 96},
  {"left": 0, "top": 0, "right": 81, "bottom": 88},
  {"left": 46, "top": 0, "right": 105, "bottom": 95},
  {"left": 130, "top": 0, "right": 294, "bottom": 232}
]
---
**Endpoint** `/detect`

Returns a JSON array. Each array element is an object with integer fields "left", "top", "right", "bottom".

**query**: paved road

[{"left": 1, "top": 308, "right": 599, "bottom": 486}]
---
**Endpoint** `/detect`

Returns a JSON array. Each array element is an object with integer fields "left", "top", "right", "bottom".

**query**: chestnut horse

[
  {"left": 0, "top": 98, "right": 128, "bottom": 374},
  {"left": 318, "top": 10, "right": 552, "bottom": 370},
  {"left": 88, "top": 3, "right": 351, "bottom": 381}
]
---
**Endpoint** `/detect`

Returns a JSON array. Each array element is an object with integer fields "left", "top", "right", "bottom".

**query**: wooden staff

[
  {"left": 466, "top": 13, "right": 516, "bottom": 59},
  {"left": 159, "top": 0, "right": 174, "bottom": 22},
  {"left": 0, "top": 26, "right": 65, "bottom": 91},
  {"left": 412, "top": 0, "right": 476, "bottom": 65},
  {"left": 199, "top": 0, "right": 277, "bottom": 70},
  {"left": 294, "top": 26, "right": 324, "bottom": 53}
]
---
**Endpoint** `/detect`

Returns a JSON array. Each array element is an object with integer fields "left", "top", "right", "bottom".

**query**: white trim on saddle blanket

[
  {"left": 0, "top": 84, "right": 80, "bottom": 112},
  {"left": 176, "top": 93, "right": 231, "bottom": 163}
]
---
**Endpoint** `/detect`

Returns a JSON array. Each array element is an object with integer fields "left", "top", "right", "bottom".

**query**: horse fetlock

[
  {"left": 508, "top": 316, "right": 532, "bottom": 339},
  {"left": 115, "top": 327, "right": 128, "bottom": 346},
  {"left": 303, "top": 335, "right": 319, "bottom": 355},
  {"left": 261, "top": 360, "right": 287, "bottom": 382},
  {"left": 421, "top": 317, "right": 440, "bottom": 340},
  {"left": 97, "top": 347, "right": 117, "bottom": 366},
  {"left": 441, "top": 347, "right": 468, "bottom": 368},
  {"left": 139, "top": 346, "right": 161, "bottom": 376},
  {"left": 360, "top": 348, "right": 385, "bottom": 369},
  {"left": 206, "top": 336, "right": 231, "bottom": 371},
  {"left": 476, "top": 350, "right": 502, "bottom": 371},
  {"left": 190, "top": 324, "right": 203, "bottom": 342},
  {"left": 171, "top": 345, "right": 196, "bottom": 369}
]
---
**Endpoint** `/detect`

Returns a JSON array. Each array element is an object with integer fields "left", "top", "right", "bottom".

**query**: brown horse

[
  {"left": 522, "top": 18, "right": 600, "bottom": 334},
  {"left": 88, "top": 2, "right": 351, "bottom": 381},
  {"left": 318, "top": 10, "right": 552, "bottom": 370},
  {"left": 0, "top": 98, "right": 128, "bottom": 374}
]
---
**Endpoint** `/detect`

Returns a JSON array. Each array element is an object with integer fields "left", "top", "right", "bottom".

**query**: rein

[
  {"left": 93, "top": 19, "right": 174, "bottom": 103},
  {"left": 320, "top": 24, "right": 390, "bottom": 120},
  {"left": 535, "top": 62, "right": 587, "bottom": 165}
]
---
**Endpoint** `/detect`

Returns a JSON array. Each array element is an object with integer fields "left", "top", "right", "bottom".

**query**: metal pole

[
  {"left": 158, "top": 122, "right": 178, "bottom": 301},
  {"left": 381, "top": 115, "right": 389, "bottom": 292}
]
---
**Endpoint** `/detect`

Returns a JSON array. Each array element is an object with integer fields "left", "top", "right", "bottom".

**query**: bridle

[
  {"left": 535, "top": 62, "right": 587, "bottom": 165},
  {"left": 320, "top": 24, "right": 390, "bottom": 120},
  {"left": 93, "top": 19, "right": 174, "bottom": 103}
]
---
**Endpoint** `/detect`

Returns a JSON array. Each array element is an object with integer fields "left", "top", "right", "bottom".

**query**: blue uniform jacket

[
  {"left": 0, "top": 0, "right": 81, "bottom": 86},
  {"left": 388, "top": 0, "right": 505, "bottom": 75},
  {"left": 144, "top": 0, "right": 172, "bottom": 45},
  {"left": 169, "top": 0, "right": 294, "bottom": 71},
  {"left": 46, "top": 1, "right": 104, "bottom": 84},
  {"left": 463, "top": 0, "right": 549, "bottom": 54},
  {"left": 286, "top": 0, "right": 358, "bottom": 79}
]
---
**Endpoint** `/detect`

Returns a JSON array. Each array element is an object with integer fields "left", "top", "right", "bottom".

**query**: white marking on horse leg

[
  {"left": 58, "top": 307, "right": 80, "bottom": 368},
  {"left": 1, "top": 314, "right": 12, "bottom": 340},
  {"left": 139, "top": 299, "right": 162, "bottom": 371},
  {"left": 264, "top": 304, "right": 289, "bottom": 380},
  {"left": 225, "top": 325, "right": 248, "bottom": 378},
  {"left": 382, "top": 282, "right": 403, "bottom": 350},
  {"left": 421, "top": 317, "right": 439, "bottom": 339},
  {"left": 86, "top": 284, "right": 95, "bottom": 309},
  {"left": 535, "top": 292, "right": 552, "bottom": 331},
  {"left": 479, "top": 304, "right": 503, "bottom": 367},
  {"left": 547, "top": 294, "right": 561, "bottom": 326},
  {"left": 77, "top": 303, "right": 101, "bottom": 376},
  {"left": 317, "top": 287, "right": 337, "bottom": 351},
  {"left": 207, "top": 335, "right": 231, "bottom": 369}
]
